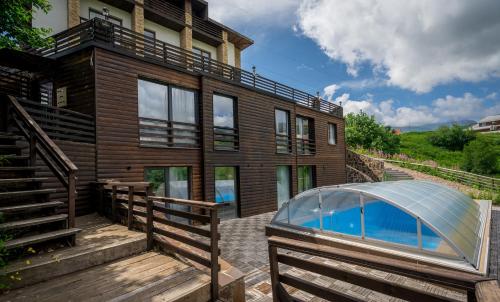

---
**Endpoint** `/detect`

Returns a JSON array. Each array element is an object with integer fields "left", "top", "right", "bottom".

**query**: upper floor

[{"left": 32, "top": 0, "right": 253, "bottom": 68}]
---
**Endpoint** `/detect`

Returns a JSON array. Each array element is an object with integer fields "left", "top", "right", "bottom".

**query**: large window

[
  {"left": 296, "top": 116, "right": 315, "bottom": 154},
  {"left": 297, "top": 165, "right": 314, "bottom": 193},
  {"left": 276, "top": 166, "right": 291, "bottom": 208},
  {"left": 213, "top": 94, "right": 238, "bottom": 150},
  {"left": 138, "top": 79, "right": 198, "bottom": 148},
  {"left": 145, "top": 167, "right": 190, "bottom": 223},
  {"left": 275, "top": 109, "right": 291, "bottom": 153},
  {"left": 328, "top": 123, "right": 337, "bottom": 145},
  {"left": 215, "top": 167, "right": 238, "bottom": 219}
]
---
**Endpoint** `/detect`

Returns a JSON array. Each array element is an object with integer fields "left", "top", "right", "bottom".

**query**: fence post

[
  {"left": 127, "top": 186, "right": 134, "bottom": 230},
  {"left": 210, "top": 208, "right": 219, "bottom": 301},
  {"left": 111, "top": 185, "right": 117, "bottom": 223},
  {"left": 146, "top": 195, "right": 153, "bottom": 251},
  {"left": 68, "top": 171, "right": 76, "bottom": 228},
  {"left": 268, "top": 243, "right": 280, "bottom": 302}
]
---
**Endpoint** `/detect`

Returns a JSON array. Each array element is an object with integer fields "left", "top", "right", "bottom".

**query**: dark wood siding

[
  {"left": 93, "top": 48, "right": 204, "bottom": 201},
  {"left": 202, "top": 77, "right": 346, "bottom": 217},
  {"left": 35, "top": 140, "right": 96, "bottom": 215}
]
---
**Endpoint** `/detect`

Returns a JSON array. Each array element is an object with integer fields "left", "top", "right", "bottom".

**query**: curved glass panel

[
  {"left": 364, "top": 198, "right": 418, "bottom": 247},
  {"left": 321, "top": 190, "right": 361, "bottom": 236},
  {"left": 289, "top": 191, "right": 320, "bottom": 228},
  {"left": 421, "top": 223, "right": 458, "bottom": 257}
]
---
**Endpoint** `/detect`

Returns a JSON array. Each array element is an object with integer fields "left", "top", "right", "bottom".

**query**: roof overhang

[{"left": 0, "top": 48, "right": 55, "bottom": 73}]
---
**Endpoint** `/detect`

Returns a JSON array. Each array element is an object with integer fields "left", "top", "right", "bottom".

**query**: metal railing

[
  {"left": 213, "top": 126, "right": 239, "bottom": 151},
  {"left": 297, "top": 138, "right": 316, "bottom": 155},
  {"left": 139, "top": 117, "right": 200, "bottom": 148},
  {"left": 31, "top": 18, "right": 343, "bottom": 118},
  {"left": 144, "top": 0, "right": 185, "bottom": 24},
  {"left": 276, "top": 134, "right": 292, "bottom": 154},
  {"left": 192, "top": 15, "right": 223, "bottom": 39}
]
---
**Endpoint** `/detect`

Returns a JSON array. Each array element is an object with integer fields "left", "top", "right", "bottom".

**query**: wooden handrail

[
  {"left": 98, "top": 181, "right": 221, "bottom": 300},
  {"left": 267, "top": 233, "right": 492, "bottom": 302},
  {"left": 5, "top": 95, "right": 78, "bottom": 227}
]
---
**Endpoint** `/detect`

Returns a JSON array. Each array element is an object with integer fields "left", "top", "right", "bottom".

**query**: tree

[
  {"left": 427, "top": 124, "right": 476, "bottom": 151},
  {"left": 461, "top": 138, "right": 498, "bottom": 175},
  {"left": 0, "top": 0, "right": 52, "bottom": 50},
  {"left": 345, "top": 111, "right": 400, "bottom": 154}
]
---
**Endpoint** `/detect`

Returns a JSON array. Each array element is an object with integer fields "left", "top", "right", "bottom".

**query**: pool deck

[{"left": 218, "top": 206, "right": 500, "bottom": 302}]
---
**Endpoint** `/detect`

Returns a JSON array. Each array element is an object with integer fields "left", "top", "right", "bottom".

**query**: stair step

[
  {"left": 0, "top": 214, "right": 68, "bottom": 231},
  {"left": 0, "top": 201, "right": 64, "bottom": 213},
  {"left": 4, "top": 228, "right": 81, "bottom": 250},
  {"left": 0, "top": 155, "right": 29, "bottom": 160},
  {"left": 0, "top": 188, "right": 56, "bottom": 199},
  {"left": 0, "top": 134, "right": 23, "bottom": 140},
  {"left": 0, "top": 177, "right": 47, "bottom": 185}
]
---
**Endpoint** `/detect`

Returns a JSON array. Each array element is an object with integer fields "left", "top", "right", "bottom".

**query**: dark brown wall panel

[{"left": 93, "top": 49, "right": 203, "bottom": 201}]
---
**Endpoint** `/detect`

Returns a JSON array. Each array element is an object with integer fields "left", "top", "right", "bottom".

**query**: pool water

[{"left": 301, "top": 200, "right": 443, "bottom": 250}]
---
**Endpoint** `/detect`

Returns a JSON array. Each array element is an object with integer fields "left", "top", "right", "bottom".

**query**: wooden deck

[{"left": 2, "top": 251, "right": 211, "bottom": 302}]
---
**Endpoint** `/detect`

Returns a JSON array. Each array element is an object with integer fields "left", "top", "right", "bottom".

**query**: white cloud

[
  {"left": 323, "top": 84, "right": 339, "bottom": 101},
  {"left": 207, "top": 0, "right": 300, "bottom": 26},
  {"left": 297, "top": 0, "right": 500, "bottom": 93},
  {"left": 332, "top": 92, "right": 499, "bottom": 127}
]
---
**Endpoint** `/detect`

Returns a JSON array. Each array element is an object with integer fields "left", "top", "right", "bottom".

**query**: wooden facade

[{"left": 86, "top": 47, "right": 346, "bottom": 217}]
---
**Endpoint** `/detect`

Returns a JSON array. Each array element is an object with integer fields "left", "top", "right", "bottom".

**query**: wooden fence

[
  {"left": 383, "top": 159, "right": 499, "bottom": 191},
  {"left": 266, "top": 226, "right": 499, "bottom": 302},
  {"left": 97, "top": 181, "right": 221, "bottom": 301}
]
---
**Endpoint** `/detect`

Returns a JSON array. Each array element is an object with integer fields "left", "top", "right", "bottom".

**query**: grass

[{"left": 399, "top": 131, "right": 500, "bottom": 177}]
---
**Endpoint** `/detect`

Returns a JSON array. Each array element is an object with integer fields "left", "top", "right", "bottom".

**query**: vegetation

[
  {"left": 427, "top": 124, "right": 476, "bottom": 151},
  {"left": 345, "top": 112, "right": 400, "bottom": 154},
  {"left": 0, "top": 0, "right": 53, "bottom": 49},
  {"left": 461, "top": 138, "right": 498, "bottom": 175},
  {"left": 0, "top": 214, "right": 10, "bottom": 290}
]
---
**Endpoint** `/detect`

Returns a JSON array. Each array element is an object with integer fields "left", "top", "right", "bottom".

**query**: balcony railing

[
  {"left": 192, "top": 15, "right": 223, "bottom": 40},
  {"left": 297, "top": 138, "right": 316, "bottom": 155},
  {"left": 139, "top": 117, "right": 200, "bottom": 148},
  {"left": 276, "top": 134, "right": 292, "bottom": 154},
  {"left": 213, "top": 126, "right": 239, "bottom": 151},
  {"left": 31, "top": 18, "right": 343, "bottom": 118},
  {"left": 144, "top": 0, "right": 185, "bottom": 25}
]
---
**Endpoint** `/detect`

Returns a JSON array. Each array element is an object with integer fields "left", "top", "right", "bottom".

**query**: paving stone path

[{"left": 217, "top": 206, "right": 500, "bottom": 301}]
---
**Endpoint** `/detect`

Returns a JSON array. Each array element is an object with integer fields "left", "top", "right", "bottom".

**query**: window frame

[
  {"left": 328, "top": 123, "right": 337, "bottom": 145},
  {"left": 88, "top": 8, "right": 123, "bottom": 26},
  {"left": 274, "top": 108, "right": 291, "bottom": 154},
  {"left": 144, "top": 166, "right": 192, "bottom": 199},
  {"left": 192, "top": 46, "right": 212, "bottom": 59},
  {"left": 213, "top": 93, "right": 239, "bottom": 151},
  {"left": 144, "top": 28, "right": 156, "bottom": 39},
  {"left": 138, "top": 77, "right": 199, "bottom": 148},
  {"left": 296, "top": 115, "right": 315, "bottom": 155},
  {"left": 214, "top": 166, "right": 240, "bottom": 219}
]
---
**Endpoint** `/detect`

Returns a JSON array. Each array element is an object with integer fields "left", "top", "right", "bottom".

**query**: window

[
  {"left": 89, "top": 8, "right": 122, "bottom": 26},
  {"left": 138, "top": 79, "right": 198, "bottom": 148},
  {"left": 276, "top": 166, "right": 291, "bottom": 208},
  {"left": 296, "top": 116, "right": 315, "bottom": 155},
  {"left": 363, "top": 198, "right": 418, "bottom": 247},
  {"left": 328, "top": 123, "right": 337, "bottom": 145},
  {"left": 215, "top": 167, "right": 238, "bottom": 219},
  {"left": 144, "top": 29, "right": 155, "bottom": 39},
  {"left": 275, "top": 109, "right": 291, "bottom": 153},
  {"left": 297, "top": 165, "right": 314, "bottom": 193},
  {"left": 145, "top": 167, "right": 190, "bottom": 223},
  {"left": 213, "top": 94, "right": 238, "bottom": 150},
  {"left": 193, "top": 47, "right": 211, "bottom": 71}
]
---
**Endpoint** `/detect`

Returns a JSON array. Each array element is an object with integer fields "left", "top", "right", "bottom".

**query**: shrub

[
  {"left": 461, "top": 138, "right": 498, "bottom": 175},
  {"left": 345, "top": 112, "right": 400, "bottom": 154},
  {"left": 427, "top": 124, "right": 476, "bottom": 151}
]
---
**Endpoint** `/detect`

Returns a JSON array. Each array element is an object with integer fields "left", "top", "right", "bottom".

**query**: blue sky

[{"left": 208, "top": 0, "right": 500, "bottom": 127}]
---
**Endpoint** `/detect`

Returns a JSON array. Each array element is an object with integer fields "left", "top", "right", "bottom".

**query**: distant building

[{"left": 471, "top": 115, "right": 500, "bottom": 132}]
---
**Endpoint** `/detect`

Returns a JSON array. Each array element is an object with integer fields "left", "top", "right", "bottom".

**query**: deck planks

[{"left": 2, "top": 252, "right": 211, "bottom": 302}]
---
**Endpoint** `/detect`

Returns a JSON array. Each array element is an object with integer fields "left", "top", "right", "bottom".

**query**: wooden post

[
  {"left": 146, "top": 196, "right": 153, "bottom": 250},
  {"left": 111, "top": 185, "right": 117, "bottom": 223},
  {"left": 29, "top": 132, "right": 36, "bottom": 166},
  {"left": 127, "top": 186, "right": 134, "bottom": 229},
  {"left": 210, "top": 208, "right": 219, "bottom": 301},
  {"left": 268, "top": 244, "right": 280, "bottom": 302},
  {"left": 67, "top": 171, "right": 76, "bottom": 228}
]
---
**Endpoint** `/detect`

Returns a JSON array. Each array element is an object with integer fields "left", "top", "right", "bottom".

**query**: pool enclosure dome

[{"left": 271, "top": 180, "right": 491, "bottom": 272}]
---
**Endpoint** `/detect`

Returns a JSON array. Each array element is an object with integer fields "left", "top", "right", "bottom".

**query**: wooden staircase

[{"left": 0, "top": 132, "right": 80, "bottom": 251}]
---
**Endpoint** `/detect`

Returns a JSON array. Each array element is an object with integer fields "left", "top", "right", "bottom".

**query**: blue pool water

[{"left": 301, "top": 200, "right": 442, "bottom": 250}]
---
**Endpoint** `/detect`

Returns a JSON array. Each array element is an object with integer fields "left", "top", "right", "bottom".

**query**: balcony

[
  {"left": 297, "top": 138, "right": 316, "bottom": 155},
  {"left": 31, "top": 18, "right": 343, "bottom": 118},
  {"left": 192, "top": 15, "right": 223, "bottom": 46},
  {"left": 139, "top": 117, "right": 200, "bottom": 148},
  {"left": 144, "top": 0, "right": 186, "bottom": 31}
]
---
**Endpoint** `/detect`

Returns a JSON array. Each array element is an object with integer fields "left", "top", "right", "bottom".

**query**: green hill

[{"left": 399, "top": 131, "right": 500, "bottom": 177}]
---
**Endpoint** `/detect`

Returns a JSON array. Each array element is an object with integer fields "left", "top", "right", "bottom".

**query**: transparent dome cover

[{"left": 272, "top": 181, "right": 490, "bottom": 268}]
